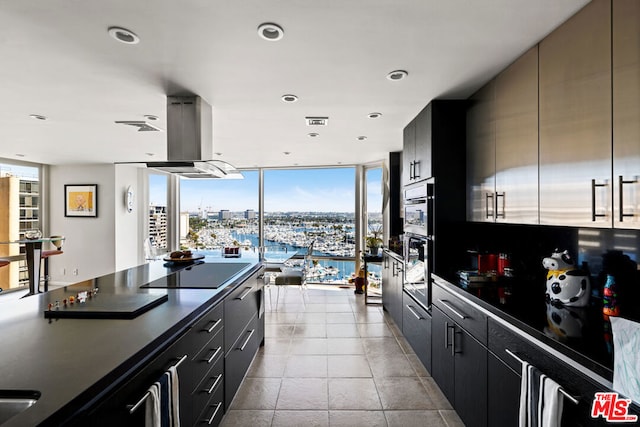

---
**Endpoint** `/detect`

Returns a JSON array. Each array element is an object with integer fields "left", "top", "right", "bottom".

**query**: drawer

[
  {"left": 402, "top": 291, "right": 432, "bottom": 373},
  {"left": 192, "top": 380, "right": 225, "bottom": 427},
  {"left": 181, "top": 327, "right": 224, "bottom": 395},
  {"left": 225, "top": 313, "right": 260, "bottom": 409},
  {"left": 180, "top": 303, "right": 224, "bottom": 359},
  {"left": 188, "top": 357, "right": 224, "bottom": 426},
  {"left": 224, "top": 277, "right": 260, "bottom": 354},
  {"left": 432, "top": 282, "right": 487, "bottom": 345}
]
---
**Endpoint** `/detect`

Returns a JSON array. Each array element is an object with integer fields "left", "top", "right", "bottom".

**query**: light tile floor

[{"left": 220, "top": 284, "right": 465, "bottom": 427}]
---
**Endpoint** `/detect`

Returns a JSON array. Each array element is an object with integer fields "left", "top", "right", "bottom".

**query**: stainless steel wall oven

[{"left": 403, "top": 178, "right": 434, "bottom": 309}]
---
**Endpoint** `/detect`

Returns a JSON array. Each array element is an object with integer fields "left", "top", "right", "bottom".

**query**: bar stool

[{"left": 41, "top": 250, "right": 63, "bottom": 292}]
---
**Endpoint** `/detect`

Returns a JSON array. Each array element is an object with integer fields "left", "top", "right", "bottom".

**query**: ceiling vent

[
  {"left": 115, "top": 120, "right": 162, "bottom": 132},
  {"left": 305, "top": 117, "right": 329, "bottom": 126}
]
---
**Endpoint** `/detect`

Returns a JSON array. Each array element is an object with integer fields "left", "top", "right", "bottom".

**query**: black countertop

[
  {"left": 0, "top": 255, "right": 261, "bottom": 427},
  {"left": 432, "top": 272, "right": 614, "bottom": 384}
]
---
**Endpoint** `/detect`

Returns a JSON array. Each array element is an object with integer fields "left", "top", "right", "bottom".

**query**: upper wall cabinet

[
  {"left": 539, "top": 0, "right": 612, "bottom": 228},
  {"left": 403, "top": 100, "right": 467, "bottom": 189},
  {"left": 466, "top": 46, "right": 539, "bottom": 224},
  {"left": 613, "top": 0, "right": 640, "bottom": 229}
]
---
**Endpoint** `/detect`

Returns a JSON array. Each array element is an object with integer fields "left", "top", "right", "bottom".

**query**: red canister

[
  {"left": 498, "top": 253, "right": 511, "bottom": 275},
  {"left": 478, "top": 253, "right": 498, "bottom": 273}
]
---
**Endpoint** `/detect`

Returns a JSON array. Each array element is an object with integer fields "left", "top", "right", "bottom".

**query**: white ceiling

[{"left": 0, "top": 0, "right": 590, "bottom": 169}]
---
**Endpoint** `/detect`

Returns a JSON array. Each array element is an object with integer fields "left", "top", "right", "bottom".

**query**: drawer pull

[
  {"left": 205, "top": 318, "right": 222, "bottom": 333},
  {"left": 438, "top": 299, "right": 467, "bottom": 320},
  {"left": 405, "top": 304, "right": 423, "bottom": 320},
  {"left": 619, "top": 175, "right": 637, "bottom": 222},
  {"left": 205, "top": 373, "right": 223, "bottom": 394},
  {"left": 236, "top": 286, "right": 254, "bottom": 300},
  {"left": 205, "top": 347, "right": 222, "bottom": 364},
  {"left": 204, "top": 401, "right": 223, "bottom": 425},
  {"left": 504, "top": 349, "right": 580, "bottom": 405},
  {"left": 237, "top": 329, "right": 255, "bottom": 351},
  {"left": 127, "top": 354, "right": 188, "bottom": 414}
]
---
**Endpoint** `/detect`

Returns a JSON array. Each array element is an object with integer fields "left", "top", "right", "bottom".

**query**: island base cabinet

[
  {"left": 402, "top": 291, "right": 432, "bottom": 373},
  {"left": 431, "top": 305, "right": 487, "bottom": 427}
]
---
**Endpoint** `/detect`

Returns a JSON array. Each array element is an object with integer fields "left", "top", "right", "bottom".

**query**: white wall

[{"left": 48, "top": 164, "right": 147, "bottom": 285}]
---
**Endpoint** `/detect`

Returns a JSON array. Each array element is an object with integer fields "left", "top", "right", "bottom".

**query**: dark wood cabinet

[
  {"left": 431, "top": 281, "right": 488, "bottom": 427},
  {"left": 382, "top": 249, "right": 403, "bottom": 329},
  {"left": 402, "top": 100, "right": 467, "bottom": 188},
  {"left": 224, "top": 268, "right": 264, "bottom": 410},
  {"left": 402, "top": 291, "right": 432, "bottom": 373},
  {"left": 487, "top": 350, "right": 521, "bottom": 427},
  {"left": 432, "top": 305, "right": 487, "bottom": 427}
]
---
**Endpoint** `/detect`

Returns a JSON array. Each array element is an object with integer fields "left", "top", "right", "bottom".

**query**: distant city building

[
  {"left": 245, "top": 209, "right": 256, "bottom": 220},
  {"left": 219, "top": 210, "right": 231, "bottom": 220},
  {"left": 149, "top": 205, "right": 168, "bottom": 249}
]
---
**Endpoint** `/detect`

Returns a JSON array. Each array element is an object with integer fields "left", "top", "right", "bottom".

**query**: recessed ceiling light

[
  {"left": 386, "top": 70, "right": 408, "bottom": 81},
  {"left": 215, "top": 152, "right": 223, "bottom": 156},
  {"left": 108, "top": 26, "right": 140, "bottom": 45},
  {"left": 308, "top": 132, "right": 319, "bottom": 138},
  {"left": 15, "top": 154, "right": 25, "bottom": 158},
  {"left": 258, "top": 23, "right": 284, "bottom": 41},
  {"left": 281, "top": 94, "right": 298, "bottom": 103},
  {"left": 283, "top": 151, "right": 291, "bottom": 155},
  {"left": 144, "top": 115, "right": 159, "bottom": 121},
  {"left": 368, "top": 112, "right": 382, "bottom": 119},
  {"left": 29, "top": 114, "right": 47, "bottom": 121},
  {"left": 357, "top": 136, "right": 368, "bottom": 141},
  {"left": 145, "top": 153, "right": 155, "bottom": 157}
]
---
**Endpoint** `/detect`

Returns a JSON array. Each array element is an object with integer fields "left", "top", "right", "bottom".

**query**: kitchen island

[{"left": 0, "top": 254, "right": 263, "bottom": 426}]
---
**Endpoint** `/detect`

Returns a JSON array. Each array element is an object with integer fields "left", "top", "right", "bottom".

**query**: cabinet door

[
  {"left": 539, "top": 0, "right": 612, "bottom": 227},
  {"left": 613, "top": 0, "right": 640, "bottom": 229},
  {"left": 413, "top": 104, "right": 433, "bottom": 181},
  {"left": 431, "top": 306, "right": 455, "bottom": 404},
  {"left": 487, "top": 352, "right": 521, "bottom": 427},
  {"left": 384, "top": 257, "right": 403, "bottom": 329},
  {"left": 466, "top": 81, "right": 496, "bottom": 222},
  {"left": 402, "top": 119, "right": 416, "bottom": 186},
  {"left": 454, "top": 325, "right": 488, "bottom": 427},
  {"left": 494, "top": 46, "right": 539, "bottom": 224}
]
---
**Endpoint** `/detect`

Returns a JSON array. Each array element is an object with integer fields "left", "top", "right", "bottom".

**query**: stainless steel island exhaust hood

[{"left": 144, "top": 96, "right": 242, "bottom": 179}]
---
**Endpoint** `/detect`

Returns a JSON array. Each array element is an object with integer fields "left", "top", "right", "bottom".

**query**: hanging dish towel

[
  {"left": 145, "top": 382, "right": 161, "bottom": 427},
  {"left": 519, "top": 361, "right": 564, "bottom": 427},
  {"left": 168, "top": 365, "right": 181, "bottom": 426}
]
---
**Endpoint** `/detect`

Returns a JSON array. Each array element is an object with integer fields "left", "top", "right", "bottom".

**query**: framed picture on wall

[{"left": 65, "top": 184, "right": 98, "bottom": 217}]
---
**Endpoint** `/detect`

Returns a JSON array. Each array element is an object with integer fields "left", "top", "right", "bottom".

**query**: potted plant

[{"left": 366, "top": 224, "right": 383, "bottom": 255}]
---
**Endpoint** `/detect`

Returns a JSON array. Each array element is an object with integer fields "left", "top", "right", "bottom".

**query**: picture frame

[{"left": 65, "top": 184, "right": 98, "bottom": 217}]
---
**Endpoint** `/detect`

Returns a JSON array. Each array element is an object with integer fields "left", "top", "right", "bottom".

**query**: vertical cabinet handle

[
  {"left": 485, "top": 193, "right": 494, "bottom": 220},
  {"left": 495, "top": 192, "right": 505, "bottom": 218},
  {"left": 413, "top": 160, "right": 420, "bottom": 180},
  {"left": 591, "top": 179, "right": 607, "bottom": 221},
  {"left": 619, "top": 175, "right": 637, "bottom": 222}
]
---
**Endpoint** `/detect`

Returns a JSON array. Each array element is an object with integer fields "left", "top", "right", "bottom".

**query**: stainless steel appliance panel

[
  {"left": 466, "top": 81, "right": 496, "bottom": 222},
  {"left": 613, "top": 0, "right": 640, "bottom": 229},
  {"left": 403, "top": 233, "right": 430, "bottom": 309},
  {"left": 494, "top": 46, "right": 539, "bottom": 224},
  {"left": 403, "top": 179, "right": 434, "bottom": 237},
  {"left": 539, "top": 0, "right": 612, "bottom": 227}
]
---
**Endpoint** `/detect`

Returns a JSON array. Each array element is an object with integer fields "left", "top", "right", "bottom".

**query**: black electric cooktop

[{"left": 140, "top": 262, "right": 251, "bottom": 289}]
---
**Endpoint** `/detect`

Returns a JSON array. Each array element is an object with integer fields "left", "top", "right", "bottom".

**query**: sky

[{"left": 151, "top": 167, "right": 383, "bottom": 213}]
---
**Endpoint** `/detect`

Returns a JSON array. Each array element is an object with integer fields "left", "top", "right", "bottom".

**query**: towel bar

[
  {"left": 505, "top": 349, "right": 580, "bottom": 405},
  {"left": 126, "top": 354, "right": 188, "bottom": 414}
]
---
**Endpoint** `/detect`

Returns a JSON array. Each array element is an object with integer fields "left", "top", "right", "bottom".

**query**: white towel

[
  {"left": 540, "top": 375, "right": 564, "bottom": 427},
  {"left": 519, "top": 360, "right": 565, "bottom": 427},
  {"left": 168, "top": 366, "right": 181, "bottom": 426},
  {"left": 145, "top": 382, "right": 161, "bottom": 427}
]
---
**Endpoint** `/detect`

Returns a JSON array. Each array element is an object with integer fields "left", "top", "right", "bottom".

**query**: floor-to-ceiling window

[
  {"left": 147, "top": 173, "right": 169, "bottom": 257},
  {"left": 0, "top": 160, "right": 42, "bottom": 290},
  {"left": 179, "top": 170, "right": 259, "bottom": 252}
]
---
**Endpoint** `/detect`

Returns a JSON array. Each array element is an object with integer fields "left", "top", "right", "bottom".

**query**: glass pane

[
  {"left": 148, "top": 173, "right": 169, "bottom": 256},
  {"left": 264, "top": 167, "right": 356, "bottom": 284},
  {"left": 365, "top": 167, "right": 383, "bottom": 290},
  {"left": 0, "top": 162, "right": 41, "bottom": 290},
  {"left": 179, "top": 171, "right": 259, "bottom": 255}
]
